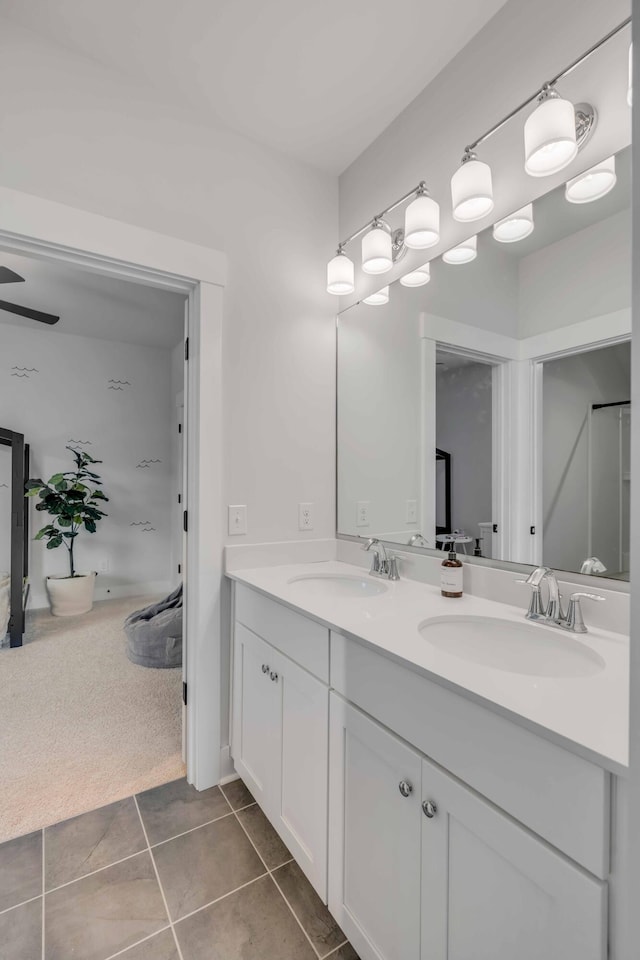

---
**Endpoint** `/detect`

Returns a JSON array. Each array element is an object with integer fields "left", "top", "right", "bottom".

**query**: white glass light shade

[
  {"left": 362, "top": 221, "right": 392, "bottom": 274},
  {"left": 399, "top": 262, "right": 431, "bottom": 287},
  {"left": 628, "top": 43, "right": 633, "bottom": 108},
  {"left": 524, "top": 95, "right": 577, "bottom": 177},
  {"left": 493, "top": 203, "right": 534, "bottom": 243},
  {"left": 451, "top": 158, "right": 494, "bottom": 222},
  {"left": 363, "top": 286, "right": 389, "bottom": 305},
  {"left": 326, "top": 252, "right": 355, "bottom": 294},
  {"left": 404, "top": 195, "right": 440, "bottom": 248},
  {"left": 565, "top": 156, "right": 616, "bottom": 204},
  {"left": 442, "top": 235, "right": 477, "bottom": 265}
]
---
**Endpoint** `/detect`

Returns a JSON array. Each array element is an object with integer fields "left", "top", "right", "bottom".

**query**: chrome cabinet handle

[
  {"left": 398, "top": 780, "right": 413, "bottom": 798},
  {"left": 261, "top": 664, "right": 270, "bottom": 674},
  {"left": 422, "top": 800, "right": 438, "bottom": 819},
  {"left": 270, "top": 671, "right": 279, "bottom": 683}
]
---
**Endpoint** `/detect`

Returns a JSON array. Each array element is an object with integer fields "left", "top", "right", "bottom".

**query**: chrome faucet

[
  {"left": 362, "top": 538, "right": 400, "bottom": 580},
  {"left": 408, "top": 533, "right": 429, "bottom": 548},
  {"left": 517, "top": 566, "right": 604, "bottom": 633}
]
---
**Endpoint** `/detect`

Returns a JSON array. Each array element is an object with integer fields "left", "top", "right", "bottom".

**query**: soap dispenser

[{"left": 441, "top": 544, "right": 463, "bottom": 598}]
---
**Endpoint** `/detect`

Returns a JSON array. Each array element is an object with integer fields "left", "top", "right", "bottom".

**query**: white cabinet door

[
  {"left": 232, "top": 623, "right": 281, "bottom": 815},
  {"left": 329, "top": 695, "right": 422, "bottom": 960},
  {"left": 276, "top": 657, "right": 329, "bottom": 897},
  {"left": 420, "top": 756, "right": 607, "bottom": 960},
  {"left": 232, "top": 621, "right": 329, "bottom": 899}
]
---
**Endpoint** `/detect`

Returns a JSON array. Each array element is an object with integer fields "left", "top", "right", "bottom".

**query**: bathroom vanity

[{"left": 227, "top": 559, "right": 628, "bottom": 960}]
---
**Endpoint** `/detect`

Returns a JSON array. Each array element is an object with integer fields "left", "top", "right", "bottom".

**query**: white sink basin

[
  {"left": 418, "top": 615, "right": 606, "bottom": 678},
  {"left": 287, "top": 574, "right": 387, "bottom": 598}
]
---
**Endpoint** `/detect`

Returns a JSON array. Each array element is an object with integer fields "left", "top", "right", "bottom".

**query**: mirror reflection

[{"left": 337, "top": 147, "right": 631, "bottom": 580}]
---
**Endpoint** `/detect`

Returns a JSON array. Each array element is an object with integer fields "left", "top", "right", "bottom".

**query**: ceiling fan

[{"left": 0, "top": 266, "right": 60, "bottom": 325}]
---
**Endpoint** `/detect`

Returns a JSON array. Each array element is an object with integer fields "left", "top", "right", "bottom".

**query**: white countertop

[{"left": 227, "top": 560, "right": 629, "bottom": 773}]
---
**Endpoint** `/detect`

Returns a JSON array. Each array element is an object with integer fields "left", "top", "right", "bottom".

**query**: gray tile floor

[{"left": 0, "top": 777, "right": 359, "bottom": 960}]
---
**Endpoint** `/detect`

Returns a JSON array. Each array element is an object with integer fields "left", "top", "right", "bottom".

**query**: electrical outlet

[
  {"left": 298, "top": 502, "right": 314, "bottom": 531},
  {"left": 228, "top": 504, "right": 247, "bottom": 536},
  {"left": 356, "top": 501, "right": 370, "bottom": 527},
  {"left": 406, "top": 499, "right": 417, "bottom": 524}
]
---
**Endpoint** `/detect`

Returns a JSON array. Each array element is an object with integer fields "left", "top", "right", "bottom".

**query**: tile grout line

[
  {"left": 102, "top": 924, "right": 173, "bottom": 960},
  {"left": 232, "top": 806, "right": 338, "bottom": 960},
  {"left": 173, "top": 870, "right": 270, "bottom": 925},
  {"left": 41, "top": 828, "right": 45, "bottom": 960},
  {"left": 40, "top": 790, "right": 240, "bottom": 898},
  {"left": 270, "top": 866, "right": 348, "bottom": 960},
  {"left": 0, "top": 894, "right": 42, "bottom": 918},
  {"left": 133, "top": 794, "right": 185, "bottom": 960}
]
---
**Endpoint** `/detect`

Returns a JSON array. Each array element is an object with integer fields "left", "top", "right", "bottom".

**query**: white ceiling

[
  {"left": 0, "top": 252, "right": 185, "bottom": 349},
  {"left": 1, "top": 0, "right": 510, "bottom": 173}
]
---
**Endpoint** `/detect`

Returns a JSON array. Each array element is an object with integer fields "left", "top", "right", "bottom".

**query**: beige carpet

[{"left": 0, "top": 595, "right": 185, "bottom": 842}]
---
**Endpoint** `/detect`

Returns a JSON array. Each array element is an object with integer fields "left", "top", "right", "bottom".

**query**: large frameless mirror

[{"left": 337, "top": 144, "right": 631, "bottom": 582}]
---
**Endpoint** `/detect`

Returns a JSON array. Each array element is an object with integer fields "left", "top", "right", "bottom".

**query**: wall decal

[
  {"left": 141, "top": 527, "right": 157, "bottom": 532},
  {"left": 68, "top": 439, "right": 92, "bottom": 447},
  {"left": 11, "top": 367, "right": 39, "bottom": 379},
  {"left": 130, "top": 520, "right": 157, "bottom": 533},
  {"left": 108, "top": 379, "right": 131, "bottom": 390},
  {"left": 0, "top": 483, "right": 8, "bottom": 489},
  {"left": 136, "top": 459, "right": 162, "bottom": 468}
]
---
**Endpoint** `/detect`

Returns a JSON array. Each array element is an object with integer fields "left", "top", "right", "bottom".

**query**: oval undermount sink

[
  {"left": 287, "top": 574, "right": 387, "bottom": 598},
  {"left": 418, "top": 615, "right": 605, "bottom": 678}
]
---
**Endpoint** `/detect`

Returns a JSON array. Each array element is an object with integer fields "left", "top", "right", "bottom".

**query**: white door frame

[{"left": 0, "top": 185, "right": 227, "bottom": 791}]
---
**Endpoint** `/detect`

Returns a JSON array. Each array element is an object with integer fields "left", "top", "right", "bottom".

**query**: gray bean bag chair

[{"left": 125, "top": 584, "right": 183, "bottom": 668}]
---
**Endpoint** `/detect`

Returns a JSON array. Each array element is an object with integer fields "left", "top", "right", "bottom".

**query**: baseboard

[
  {"left": 218, "top": 744, "right": 236, "bottom": 783},
  {"left": 27, "top": 580, "right": 172, "bottom": 611}
]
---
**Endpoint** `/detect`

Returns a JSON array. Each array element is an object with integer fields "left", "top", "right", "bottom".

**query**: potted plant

[{"left": 26, "top": 447, "right": 109, "bottom": 616}]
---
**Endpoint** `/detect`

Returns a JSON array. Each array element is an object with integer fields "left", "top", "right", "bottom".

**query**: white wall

[
  {"left": 0, "top": 16, "right": 338, "bottom": 548},
  {"left": 337, "top": 287, "right": 421, "bottom": 539},
  {"left": 519, "top": 209, "right": 632, "bottom": 337},
  {"left": 0, "top": 324, "right": 177, "bottom": 607}
]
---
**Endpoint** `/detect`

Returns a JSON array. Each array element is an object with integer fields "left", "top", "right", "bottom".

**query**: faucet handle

[
  {"left": 515, "top": 578, "right": 545, "bottom": 619},
  {"left": 564, "top": 592, "right": 605, "bottom": 633},
  {"left": 388, "top": 555, "right": 400, "bottom": 581}
]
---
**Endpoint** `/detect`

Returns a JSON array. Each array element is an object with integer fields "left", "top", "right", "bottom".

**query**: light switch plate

[
  {"left": 298, "top": 502, "right": 314, "bottom": 531},
  {"left": 356, "top": 501, "right": 370, "bottom": 527},
  {"left": 228, "top": 504, "right": 247, "bottom": 536},
  {"left": 406, "top": 499, "right": 417, "bottom": 524}
]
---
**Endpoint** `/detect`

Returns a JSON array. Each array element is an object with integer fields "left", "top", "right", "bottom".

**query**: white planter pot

[{"left": 46, "top": 572, "right": 97, "bottom": 617}]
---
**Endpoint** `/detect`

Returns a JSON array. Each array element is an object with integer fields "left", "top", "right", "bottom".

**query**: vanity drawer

[
  {"left": 235, "top": 584, "right": 329, "bottom": 682},
  {"left": 330, "top": 631, "right": 610, "bottom": 878}
]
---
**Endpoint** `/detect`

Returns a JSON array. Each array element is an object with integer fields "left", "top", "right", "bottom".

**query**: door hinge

[
  {"left": 492, "top": 523, "right": 498, "bottom": 534},
  {"left": 178, "top": 423, "right": 182, "bottom": 434},
  {"left": 178, "top": 563, "right": 181, "bottom": 575},
  {"left": 184, "top": 338, "right": 189, "bottom": 361},
  {"left": 178, "top": 493, "right": 182, "bottom": 504},
  {"left": 530, "top": 526, "right": 536, "bottom": 535},
  {"left": 182, "top": 681, "right": 188, "bottom": 705},
  {"left": 183, "top": 510, "right": 188, "bottom": 533}
]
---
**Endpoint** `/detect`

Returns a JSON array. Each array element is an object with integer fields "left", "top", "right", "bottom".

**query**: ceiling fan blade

[
  {"left": 0, "top": 300, "right": 59, "bottom": 325},
  {"left": 0, "top": 267, "right": 25, "bottom": 284}
]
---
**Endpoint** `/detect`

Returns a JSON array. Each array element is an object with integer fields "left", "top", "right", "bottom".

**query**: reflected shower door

[{"left": 589, "top": 402, "right": 630, "bottom": 578}]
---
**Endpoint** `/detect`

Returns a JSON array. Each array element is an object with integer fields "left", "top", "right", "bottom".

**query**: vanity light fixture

[
  {"left": 451, "top": 149, "right": 494, "bottom": 222},
  {"left": 493, "top": 203, "right": 534, "bottom": 242},
  {"left": 326, "top": 247, "right": 355, "bottom": 295},
  {"left": 442, "top": 235, "right": 477, "bottom": 264},
  {"left": 628, "top": 43, "right": 633, "bottom": 107},
  {"left": 524, "top": 86, "right": 582, "bottom": 177},
  {"left": 362, "top": 218, "right": 393, "bottom": 275},
  {"left": 404, "top": 183, "right": 440, "bottom": 248},
  {"left": 399, "top": 262, "right": 431, "bottom": 287},
  {"left": 363, "top": 286, "right": 390, "bottom": 306},
  {"left": 565, "top": 156, "right": 617, "bottom": 203}
]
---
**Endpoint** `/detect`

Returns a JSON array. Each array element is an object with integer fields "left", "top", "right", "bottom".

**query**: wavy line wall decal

[
  {"left": 136, "top": 459, "right": 162, "bottom": 468},
  {"left": 12, "top": 367, "right": 38, "bottom": 372},
  {"left": 130, "top": 521, "right": 151, "bottom": 526},
  {"left": 68, "top": 439, "right": 92, "bottom": 446}
]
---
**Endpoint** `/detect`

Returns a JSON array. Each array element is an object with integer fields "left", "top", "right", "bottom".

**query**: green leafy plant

[{"left": 26, "top": 447, "right": 109, "bottom": 578}]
